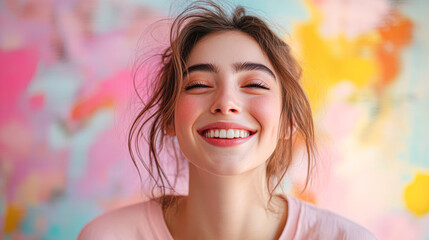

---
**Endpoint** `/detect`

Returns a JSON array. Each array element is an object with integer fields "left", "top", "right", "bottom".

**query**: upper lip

[{"left": 197, "top": 122, "right": 257, "bottom": 134}]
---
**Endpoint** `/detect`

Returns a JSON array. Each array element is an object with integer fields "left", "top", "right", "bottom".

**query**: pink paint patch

[
  {"left": 312, "top": 0, "right": 325, "bottom": 5},
  {"left": 317, "top": 0, "right": 390, "bottom": 38},
  {"left": 0, "top": 47, "right": 39, "bottom": 123},
  {"left": 321, "top": 102, "right": 362, "bottom": 141},
  {"left": 29, "top": 94, "right": 45, "bottom": 111},
  {"left": 373, "top": 213, "right": 422, "bottom": 240},
  {"left": 76, "top": 127, "right": 140, "bottom": 198},
  {"left": 0, "top": 119, "right": 33, "bottom": 159}
]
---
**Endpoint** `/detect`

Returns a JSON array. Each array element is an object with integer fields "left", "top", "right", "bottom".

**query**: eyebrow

[
  {"left": 184, "top": 63, "right": 219, "bottom": 76},
  {"left": 183, "top": 61, "right": 276, "bottom": 80},
  {"left": 233, "top": 62, "right": 276, "bottom": 79}
]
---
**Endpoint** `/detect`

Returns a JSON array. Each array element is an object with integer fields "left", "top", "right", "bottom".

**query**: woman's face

[{"left": 174, "top": 31, "right": 283, "bottom": 175}]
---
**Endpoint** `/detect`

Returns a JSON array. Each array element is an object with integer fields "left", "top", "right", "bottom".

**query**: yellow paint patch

[
  {"left": 4, "top": 204, "right": 26, "bottom": 233},
  {"left": 404, "top": 173, "right": 429, "bottom": 216},
  {"left": 291, "top": 0, "right": 379, "bottom": 112}
]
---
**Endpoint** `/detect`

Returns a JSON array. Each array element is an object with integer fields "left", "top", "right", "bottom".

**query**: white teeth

[
  {"left": 219, "top": 129, "right": 227, "bottom": 138},
  {"left": 227, "top": 129, "right": 234, "bottom": 138},
  {"left": 214, "top": 129, "right": 219, "bottom": 137},
  {"left": 234, "top": 130, "right": 240, "bottom": 138},
  {"left": 203, "top": 129, "right": 251, "bottom": 139}
]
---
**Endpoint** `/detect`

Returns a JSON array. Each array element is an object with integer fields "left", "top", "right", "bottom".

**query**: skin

[{"left": 166, "top": 30, "right": 288, "bottom": 240}]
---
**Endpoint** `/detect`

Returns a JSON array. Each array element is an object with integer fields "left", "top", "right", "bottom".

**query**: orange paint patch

[
  {"left": 71, "top": 97, "right": 115, "bottom": 121},
  {"left": 375, "top": 11, "right": 413, "bottom": 89},
  {"left": 293, "top": 184, "right": 316, "bottom": 204},
  {"left": 70, "top": 69, "right": 131, "bottom": 121},
  {"left": 4, "top": 204, "right": 26, "bottom": 233}
]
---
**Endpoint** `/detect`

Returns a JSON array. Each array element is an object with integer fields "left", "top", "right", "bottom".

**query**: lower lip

[{"left": 199, "top": 134, "right": 253, "bottom": 147}]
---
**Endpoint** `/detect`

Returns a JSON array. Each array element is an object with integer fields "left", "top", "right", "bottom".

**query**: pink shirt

[
  {"left": 79, "top": 195, "right": 376, "bottom": 239},
  {"left": 280, "top": 196, "right": 376, "bottom": 239}
]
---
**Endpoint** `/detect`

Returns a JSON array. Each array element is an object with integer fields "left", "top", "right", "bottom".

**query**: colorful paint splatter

[{"left": 1, "top": 0, "right": 428, "bottom": 239}]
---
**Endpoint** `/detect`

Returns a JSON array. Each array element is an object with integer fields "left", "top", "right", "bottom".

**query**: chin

[{"left": 194, "top": 156, "right": 265, "bottom": 176}]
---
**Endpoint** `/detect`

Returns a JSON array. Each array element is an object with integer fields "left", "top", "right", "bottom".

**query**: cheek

[
  {"left": 248, "top": 95, "right": 282, "bottom": 135},
  {"left": 175, "top": 95, "right": 201, "bottom": 131}
]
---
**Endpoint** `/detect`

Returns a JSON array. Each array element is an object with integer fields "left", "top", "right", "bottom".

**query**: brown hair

[{"left": 128, "top": 0, "right": 316, "bottom": 208}]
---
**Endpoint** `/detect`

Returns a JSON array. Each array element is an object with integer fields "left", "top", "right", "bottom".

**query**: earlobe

[
  {"left": 165, "top": 124, "right": 176, "bottom": 136},
  {"left": 284, "top": 123, "right": 297, "bottom": 140}
]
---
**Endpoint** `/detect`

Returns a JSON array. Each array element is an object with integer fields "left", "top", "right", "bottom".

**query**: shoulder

[
  {"left": 284, "top": 196, "right": 377, "bottom": 240},
  {"left": 77, "top": 200, "right": 162, "bottom": 240}
]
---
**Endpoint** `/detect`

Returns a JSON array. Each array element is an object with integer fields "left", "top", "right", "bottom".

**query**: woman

[{"left": 79, "top": 1, "right": 376, "bottom": 239}]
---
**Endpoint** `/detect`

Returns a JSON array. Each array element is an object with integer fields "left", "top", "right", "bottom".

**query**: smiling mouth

[{"left": 200, "top": 129, "right": 256, "bottom": 139}]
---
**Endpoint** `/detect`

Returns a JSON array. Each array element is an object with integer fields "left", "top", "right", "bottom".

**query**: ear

[
  {"left": 284, "top": 120, "right": 297, "bottom": 140},
  {"left": 165, "top": 123, "right": 176, "bottom": 136}
]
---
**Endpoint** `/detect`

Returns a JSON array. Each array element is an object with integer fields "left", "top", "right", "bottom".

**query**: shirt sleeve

[{"left": 280, "top": 196, "right": 377, "bottom": 240}]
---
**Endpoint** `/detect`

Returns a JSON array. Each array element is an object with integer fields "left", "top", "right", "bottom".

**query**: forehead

[{"left": 186, "top": 31, "right": 274, "bottom": 70}]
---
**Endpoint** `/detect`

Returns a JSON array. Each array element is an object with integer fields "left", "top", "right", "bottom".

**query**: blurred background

[{"left": 1, "top": 0, "right": 428, "bottom": 239}]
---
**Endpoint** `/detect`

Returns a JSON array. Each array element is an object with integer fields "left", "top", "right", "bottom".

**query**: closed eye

[
  {"left": 184, "top": 83, "right": 212, "bottom": 91},
  {"left": 243, "top": 83, "right": 270, "bottom": 90}
]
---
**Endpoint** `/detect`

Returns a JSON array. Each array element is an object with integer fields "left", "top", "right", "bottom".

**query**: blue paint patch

[
  {"left": 234, "top": 0, "right": 309, "bottom": 29},
  {"left": 128, "top": 0, "right": 308, "bottom": 31},
  {"left": 393, "top": 1, "right": 429, "bottom": 168},
  {"left": 39, "top": 197, "right": 102, "bottom": 240},
  {"left": 20, "top": 206, "right": 39, "bottom": 236},
  {"left": 28, "top": 63, "right": 83, "bottom": 118},
  {"left": 93, "top": 1, "right": 126, "bottom": 34}
]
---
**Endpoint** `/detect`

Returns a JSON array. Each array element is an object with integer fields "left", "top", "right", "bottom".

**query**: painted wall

[{"left": 1, "top": 0, "right": 428, "bottom": 239}]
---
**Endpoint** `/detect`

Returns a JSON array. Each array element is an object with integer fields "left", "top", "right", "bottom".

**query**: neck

[{"left": 165, "top": 163, "right": 287, "bottom": 240}]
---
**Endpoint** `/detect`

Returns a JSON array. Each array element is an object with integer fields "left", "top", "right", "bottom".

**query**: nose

[{"left": 210, "top": 85, "right": 241, "bottom": 114}]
